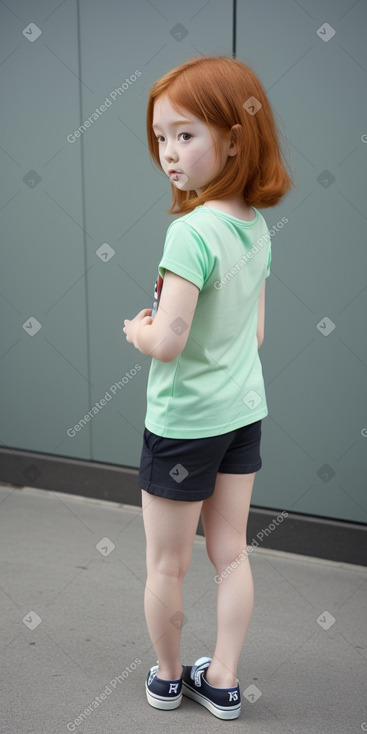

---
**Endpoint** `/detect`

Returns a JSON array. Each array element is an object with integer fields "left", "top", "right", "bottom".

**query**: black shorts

[{"left": 138, "top": 420, "right": 262, "bottom": 502}]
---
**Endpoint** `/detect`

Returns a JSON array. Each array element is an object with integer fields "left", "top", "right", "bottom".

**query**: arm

[
  {"left": 257, "top": 280, "right": 266, "bottom": 349},
  {"left": 124, "top": 270, "right": 199, "bottom": 362}
]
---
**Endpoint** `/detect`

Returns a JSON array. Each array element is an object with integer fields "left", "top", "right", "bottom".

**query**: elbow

[
  {"left": 154, "top": 345, "right": 181, "bottom": 363},
  {"left": 153, "top": 331, "right": 189, "bottom": 362},
  {"left": 156, "top": 334, "right": 189, "bottom": 362},
  {"left": 158, "top": 352, "right": 176, "bottom": 363}
]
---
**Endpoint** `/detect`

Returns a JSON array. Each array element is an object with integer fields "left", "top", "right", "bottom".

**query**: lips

[{"left": 168, "top": 169, "right": 182, "bottom": 175}]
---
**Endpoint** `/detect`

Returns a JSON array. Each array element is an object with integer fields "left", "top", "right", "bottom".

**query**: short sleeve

[
  {"left": 158, "top": 221, "right": 209, "bottom": 291},
  {"left": 265, "top": 241, "right": 272, "bottom": 278}
]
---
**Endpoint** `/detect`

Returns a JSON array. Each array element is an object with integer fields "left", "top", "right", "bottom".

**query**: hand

[{"left": 123, "top": 308, "right": 153, "bottom": 347}]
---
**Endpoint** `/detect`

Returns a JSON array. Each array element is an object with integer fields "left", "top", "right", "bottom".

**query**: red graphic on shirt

[{"left": 152, "top": 273, "right": 163, "bottom": 317}]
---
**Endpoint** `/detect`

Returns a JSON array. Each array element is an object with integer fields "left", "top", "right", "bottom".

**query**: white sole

[
  {"left": 145, "top": 682, "right": 182, "bottom": 710},
  {"left": 182, "top": 683, "right": 241, "bottom": 720}
]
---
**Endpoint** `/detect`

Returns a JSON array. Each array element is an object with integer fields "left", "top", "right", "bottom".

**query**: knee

[
  {"left": 147, "top": 552, "right": 192, "bottom": 580},
  {"left": 206, "top": 540, "right": 248, "bottom": 574}
]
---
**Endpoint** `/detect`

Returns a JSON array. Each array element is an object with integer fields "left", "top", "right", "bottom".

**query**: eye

[{"left": 155, "top": 133, "right": 192, "bottom": 143}]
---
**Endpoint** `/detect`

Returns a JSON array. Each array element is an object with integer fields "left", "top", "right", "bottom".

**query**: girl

[{"left": 123, "top": 55, "right": 292, "bottom": 720}]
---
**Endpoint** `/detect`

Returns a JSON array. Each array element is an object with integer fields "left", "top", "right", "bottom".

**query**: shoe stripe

[
  {"left": 182, "top": 682, "right": 241, "bottom": 711},
  {"left": 149, "top": 692, "right": 182, "bottom": 701}
]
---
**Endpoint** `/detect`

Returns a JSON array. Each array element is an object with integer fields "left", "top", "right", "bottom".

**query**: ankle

[
  {"left": 157, "top": 665, "right": 182, "bottom": 681},
  {"left": 205, "top": 664, "right": 237, "bottom": 689}
]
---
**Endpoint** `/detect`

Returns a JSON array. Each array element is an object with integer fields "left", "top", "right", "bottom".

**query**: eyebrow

[{"left": 152, "top": 119, "right": 193, "bottom": 130}]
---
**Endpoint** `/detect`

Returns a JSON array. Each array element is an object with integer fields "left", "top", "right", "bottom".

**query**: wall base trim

[{"left": 1, "top": 447, "right": 366, "bottom": 566}]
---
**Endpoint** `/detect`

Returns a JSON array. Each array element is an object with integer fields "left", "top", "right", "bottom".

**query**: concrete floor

[{"left": 0, "top": 484, "right": 366, "bottom": 734}]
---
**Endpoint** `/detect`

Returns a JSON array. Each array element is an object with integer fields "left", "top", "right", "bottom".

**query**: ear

[{"left": 228, "top": 124, "right": 242, "bottom": 156}]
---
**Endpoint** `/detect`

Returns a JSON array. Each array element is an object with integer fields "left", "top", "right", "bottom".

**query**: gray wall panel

[
  {"left": 0, "top": 0, "right": 365, "bottom": 523},
  {"left": 0, "top": 1, "right": 90, "bottom": 458},
  {"left": 77, "top": 0, "right": 233, "bottom": 467},
  {"left": 236, "top": 0, "right": 367, "bottom": 522}
]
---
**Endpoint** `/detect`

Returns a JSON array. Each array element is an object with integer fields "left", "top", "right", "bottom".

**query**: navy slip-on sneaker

[
  {"left": 145, "top": 664, "right": 182, "bottom": 710},
  {"left": 182, "top": 657, "right": 241, "bottom": 720}
]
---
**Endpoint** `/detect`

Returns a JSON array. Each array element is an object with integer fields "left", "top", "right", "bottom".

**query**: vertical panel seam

[
  {"left": 233, "top": 0, "right": 237, "bottom": 58},
  {"left": 76, "top": 0, "right": 93, "bottom": 459}
]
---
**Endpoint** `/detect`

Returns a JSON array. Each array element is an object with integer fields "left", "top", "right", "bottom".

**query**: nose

[{"left": 162, "top": 138, "right": 178, "bottom": 164}]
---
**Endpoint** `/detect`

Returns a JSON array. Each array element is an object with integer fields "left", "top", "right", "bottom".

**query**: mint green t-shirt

[{"left": 145, "top": 204, "right": 271, "bottom": 438}]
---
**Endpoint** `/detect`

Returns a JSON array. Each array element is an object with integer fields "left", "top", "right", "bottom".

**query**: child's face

[{"left": 152, "top": 95, "right": 234, "bottom": 195}]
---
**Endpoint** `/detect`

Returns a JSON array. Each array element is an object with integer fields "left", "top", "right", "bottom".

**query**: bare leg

[
  {"left": 200, "top": 472, "right": 256, "bottom": 688},
  {"left": 141, "top": 490, "right": 203, "bottom": 680}
]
